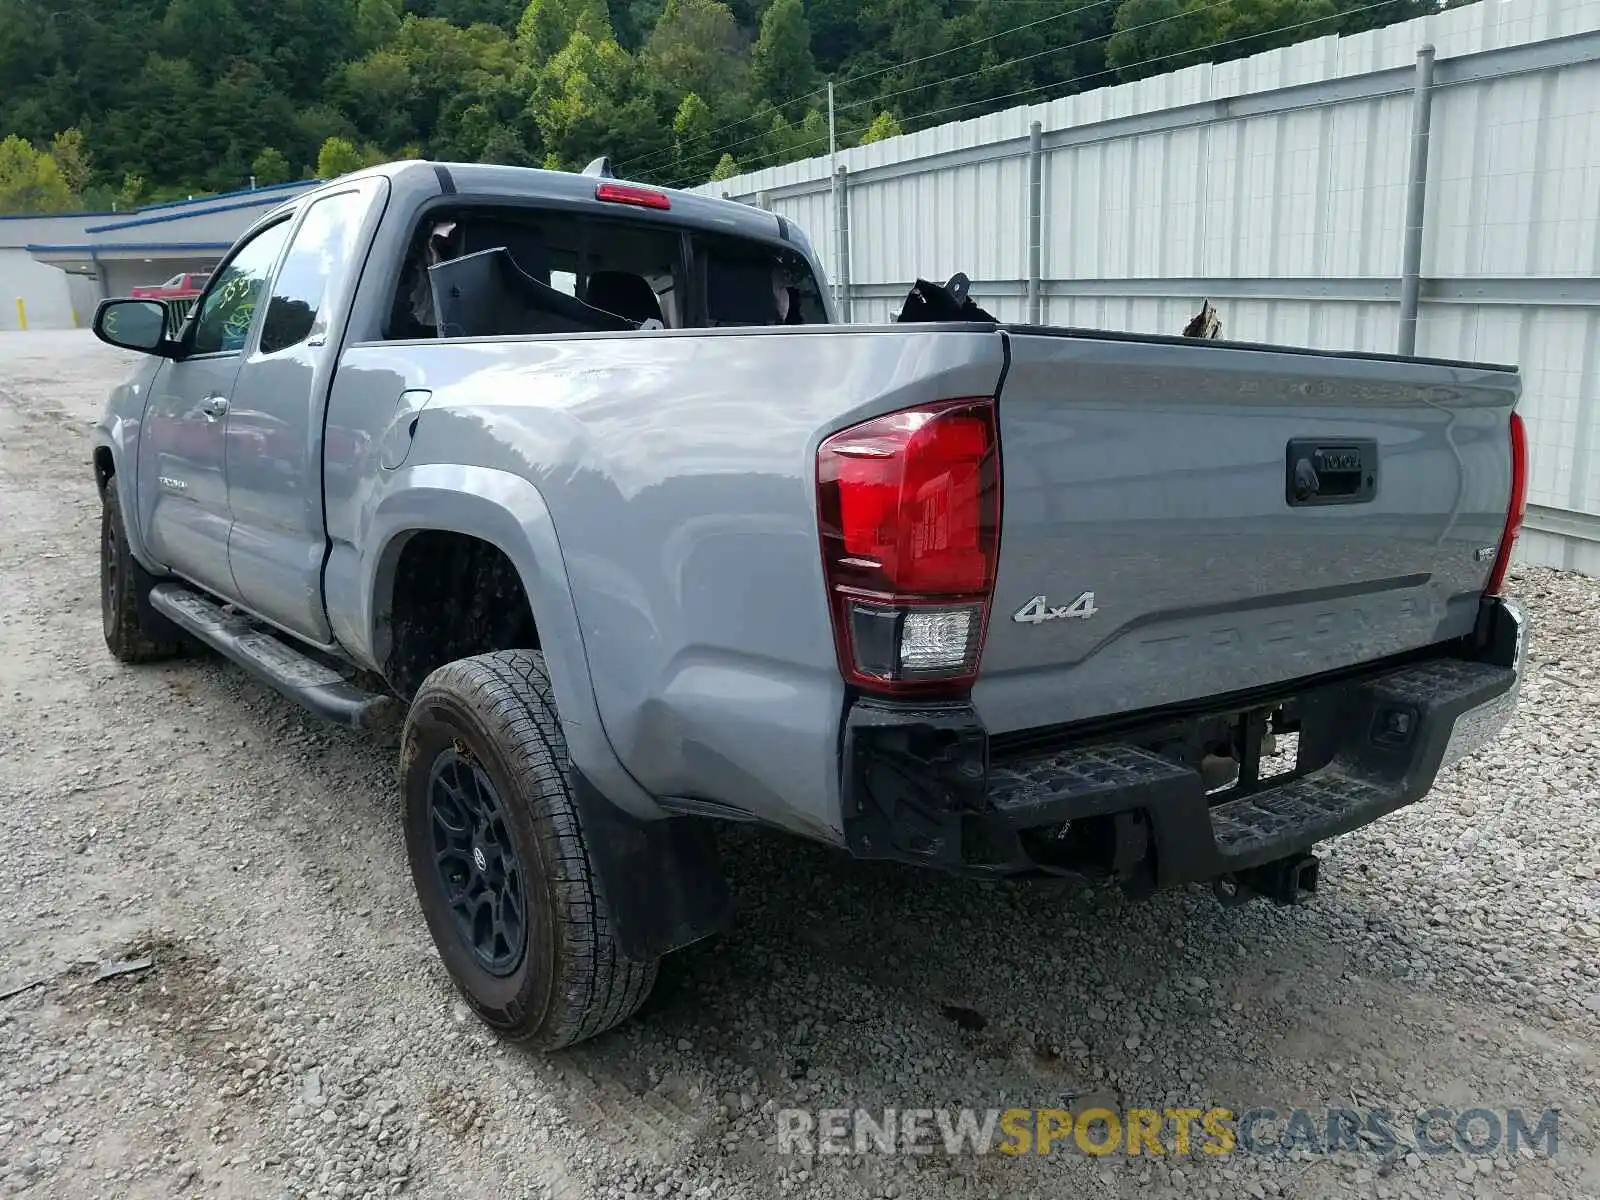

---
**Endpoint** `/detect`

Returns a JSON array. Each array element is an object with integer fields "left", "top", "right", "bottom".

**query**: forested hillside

[{"left": 0, "top": 0, "right": 1440, "bottom": 212}]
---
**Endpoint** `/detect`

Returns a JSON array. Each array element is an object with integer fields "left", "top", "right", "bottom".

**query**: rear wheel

[
  {"left": 401, "top": 650, "right": 657, "bottom": 1049},
  {"left": 100, "top": 484, "right": 183, "bottom": 663}
]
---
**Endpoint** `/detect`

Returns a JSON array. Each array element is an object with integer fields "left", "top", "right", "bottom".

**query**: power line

[
  {"left": 673, "top": 0, "right": 1396, "bottom": 191},
  {"left": 611, "top": 82, "right": 831, "bottom": 178},
  {"left": 662, "top": 116, "right": 879, "bottom": 190},
  {"left": 651, "top": 0, "right": 1167, "bottom": 180},
  {"left": 617, "top": 0, "right": 1120, "bottom": 177},
  {"left": 832, "top": 0, "right": 1237, "bottom": 119},
  {"left": 855, "top": 0, "right": 1399, "bottom": 134},
  {"left": 826, "top": 0, "right": 1119, "bottom": 95}
]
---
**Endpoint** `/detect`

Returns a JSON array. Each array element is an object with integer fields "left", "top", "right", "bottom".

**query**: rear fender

[{"left": 363, "top": 463, "right": 661, "bottom": 820}]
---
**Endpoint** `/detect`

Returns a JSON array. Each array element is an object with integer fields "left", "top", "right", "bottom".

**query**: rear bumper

[{"left": 840, "top": 596, "right": 1526, "bottom": 888}]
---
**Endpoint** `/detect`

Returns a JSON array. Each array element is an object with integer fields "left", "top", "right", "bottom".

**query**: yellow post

[
  {"left": 70, "top": 308, "right": 79, "bottom": 328},
  {"left": 14, "top": 298, "right": 26, "bottom": 330}
]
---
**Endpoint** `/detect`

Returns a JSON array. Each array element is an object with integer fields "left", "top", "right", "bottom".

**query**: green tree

[
  {"left": 115, "top": 172, "right": 146, "bottom": 211},
  {"left": 415, "top": 0, "right": 526, "bottom": 23},
  {"left": 516, "top": 0, "right": 612, "bottom": 65},
  {"left": 0, "top": 134, "right": 75, "bottom": 212},
  {"left": 857, "top": 110, "right": 902, "bottom": 145},
  {"left": 196, "top": 59, "right": 301, "bottom": 191},
  {"left": 316, "top": 135, "right": 383, "bottom": 178},
  {"left": 709, "top": 151, "right": 738, "bottom": 181},
  {"left": 530, "top": 30, "right": 638, "bottom": 168},
  {"left": 749, "top": 0, "right": 816, "bottom": 113},
  {"left": 758, "top": 109, "right": 798, "bottom": 165},
  {"left": 247, "top": 0, "right": 358, "bottom": 98},
  {"left": 671, "top": 91, "right": 713, "bottom": 182},
  {"left": 49, "top": 128, "right": 91, "bottom": 196},
  {"left": 383, "top": 16, "right": 525, "bottom": 161},
  {"left": 355, "top": 0, "right": 403, "bottom": 50},
  {"left": 294, "top": 105, "right": 360, "bottom": 171},
  {"left": 159, "top": 0, "right": 248, "bottom": 82},
  {"left": 752, "top": 105, "right": 827, "bottom": 169},
  {"left": 478, "top": 122, "right": 531, "bottom": 164},
  {"left": 643, "top": 0, "right": 742, "bottom": 103},
  {"left": 338, "top": 49, "right": 416, "bottom": 149},
  {"left": 1107, "top": 0, "right": 1346, "bottom": 82},
  {"left": 95, "top": 53, "right": 209, "bottom": 189},
  {"left": 1106, "top": 0, "right": 1207, "bottom": 80},
  {"left": 252, "top": 147, "right": 292, "bottom": 185},
  {"left": 1217, "top": 0, "right": 1344, "bottom": 60}
]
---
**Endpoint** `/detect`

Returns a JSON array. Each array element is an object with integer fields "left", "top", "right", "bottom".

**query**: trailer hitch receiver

[{"left": 1211, "top": 853, "right": 1320, "bottom": 908}]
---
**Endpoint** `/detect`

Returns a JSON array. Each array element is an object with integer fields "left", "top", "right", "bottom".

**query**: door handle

[{"left": 200, "top": 395, "right": 230, "bottom": 420}]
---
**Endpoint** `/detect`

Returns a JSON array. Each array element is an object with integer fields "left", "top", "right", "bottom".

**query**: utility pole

[
  {"left": 828, "top": 80, "right": 840, "bottom": 315},
  {"left": 1397, "top": 44, "right": 1436, "bottom": 356}
]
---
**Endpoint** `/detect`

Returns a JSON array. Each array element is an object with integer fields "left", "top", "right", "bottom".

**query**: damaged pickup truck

[{"left": 90, "top": 159, "right": 1529, "bottom": 1048}]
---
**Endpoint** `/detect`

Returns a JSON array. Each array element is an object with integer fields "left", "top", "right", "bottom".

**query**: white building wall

[
  {"left": 0, "top": 213, "right": 99, "bottom": 330},
  {"left": 0, "top": 247, "right": 79, "bottom": 330}
]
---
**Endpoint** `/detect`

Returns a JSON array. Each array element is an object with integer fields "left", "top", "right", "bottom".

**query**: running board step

[{"left": 148, "top": 584, "right": 397, "bottom": 729}]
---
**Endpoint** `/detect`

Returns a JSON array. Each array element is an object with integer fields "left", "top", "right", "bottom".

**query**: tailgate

[{"left": 974, "top": 328, "right": 1520, "bottom": 736}]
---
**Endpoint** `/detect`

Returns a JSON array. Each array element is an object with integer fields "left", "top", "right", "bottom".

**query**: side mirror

[{"left": 92, "top": 298, "right": 179, "bottom": 357}]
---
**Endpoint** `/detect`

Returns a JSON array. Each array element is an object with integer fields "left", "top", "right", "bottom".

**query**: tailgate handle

[{"left": 1285, "top": 439, "right": 1377, "bottom": 507}]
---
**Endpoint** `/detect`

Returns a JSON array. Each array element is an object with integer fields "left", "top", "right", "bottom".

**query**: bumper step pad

[
  {"left": 988, "top": 744, "right": 1195, "bottom": 825},
  {"left": 979, "top": 654, "right": 1519, "bottom": 885}
]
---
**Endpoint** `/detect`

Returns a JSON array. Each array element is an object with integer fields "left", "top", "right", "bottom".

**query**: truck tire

[
  {"left": 100, "top": 484, "right": 184, "bottom": 663},
  {"left": 401, "top": 650, "right": 658, "bottom": 1049}
]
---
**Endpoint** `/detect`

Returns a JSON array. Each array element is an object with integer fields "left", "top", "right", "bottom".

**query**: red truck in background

[{"left": 128, "top": 272, "right": 211, "bottom": 300}]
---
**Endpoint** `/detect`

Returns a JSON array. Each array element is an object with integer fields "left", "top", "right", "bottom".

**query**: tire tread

[{"left": 408, "top": 649, "right": 656, "bottom": 1048}]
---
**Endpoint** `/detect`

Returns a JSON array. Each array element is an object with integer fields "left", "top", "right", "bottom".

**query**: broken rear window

[{"left": 386, "top": 205, "right": 824, "bottom": 340}]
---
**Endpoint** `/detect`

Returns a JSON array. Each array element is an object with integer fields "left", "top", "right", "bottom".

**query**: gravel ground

[{"left": 1, "top": 329, "right": 1598, "bottom": 1200}]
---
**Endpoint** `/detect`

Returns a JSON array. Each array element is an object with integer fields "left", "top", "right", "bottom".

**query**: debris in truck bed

[
  {"left": 893, "top": 272, "right": 998, "bottom": 323},
  {"left": 1183, "top": 299, "right": 1223, "bottom": 338}
]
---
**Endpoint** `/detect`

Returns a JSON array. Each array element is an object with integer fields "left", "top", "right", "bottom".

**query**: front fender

[
  {"left": 359, "top": 462, "right": 663, "bottom": 821},
  {"left": 91, "top": 357, "right": 165, "bottom": 572},
  {"left": 91, "top": 414, "right": 159, "bottom": 573}
]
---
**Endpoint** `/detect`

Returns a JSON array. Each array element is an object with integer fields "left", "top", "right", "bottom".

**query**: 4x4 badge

[{"left": 1013, "top": 592, "right": 1098, "bottom": 624}]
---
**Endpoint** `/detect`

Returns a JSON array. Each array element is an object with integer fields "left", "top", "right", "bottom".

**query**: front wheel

[
  {"left": 100, "top": 484, "right": 184, "bottom": 663},
  {"left": 401, "top": 650, "right": 657, "bottom": 1049}
]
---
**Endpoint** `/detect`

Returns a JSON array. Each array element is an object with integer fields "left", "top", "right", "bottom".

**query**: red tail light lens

[
  {"left": 1483, "top": 410, "right": 1528, "bottom": 597},
  {"left": 817, "top": 398, "right": 1000, "bottom": 695},
  {"left": 595, "top": 182, "right": 671, "bottom": 210}
]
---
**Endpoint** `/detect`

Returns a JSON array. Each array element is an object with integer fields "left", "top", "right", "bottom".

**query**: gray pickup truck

[{"left": 90, "top": 159, "right": 1529, "bottom": 1049}]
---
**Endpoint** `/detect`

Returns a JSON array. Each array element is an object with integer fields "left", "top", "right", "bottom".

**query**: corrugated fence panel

[{"left": 851, "top": 153, "right": 1030, "bottom": 287}]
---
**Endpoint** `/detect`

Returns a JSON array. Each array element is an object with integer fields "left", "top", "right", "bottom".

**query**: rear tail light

[
  {"left": 1483, "top": 411, "right": 1528, "bottom": 597},
  {"left": 816, "top": 398, "right": 1000, "bottom": 695},
  {"left": 595, "top": 182, "right": 671, "bottom": 210}
]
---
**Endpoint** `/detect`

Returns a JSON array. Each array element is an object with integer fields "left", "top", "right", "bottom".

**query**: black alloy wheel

[{"left": 425, "top": 747, "right": 528, "bottom": 976}]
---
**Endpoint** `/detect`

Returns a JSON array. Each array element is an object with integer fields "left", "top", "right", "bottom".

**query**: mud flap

[{"left": 571, "top": 772, "right": 735, "bottom": 962}]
